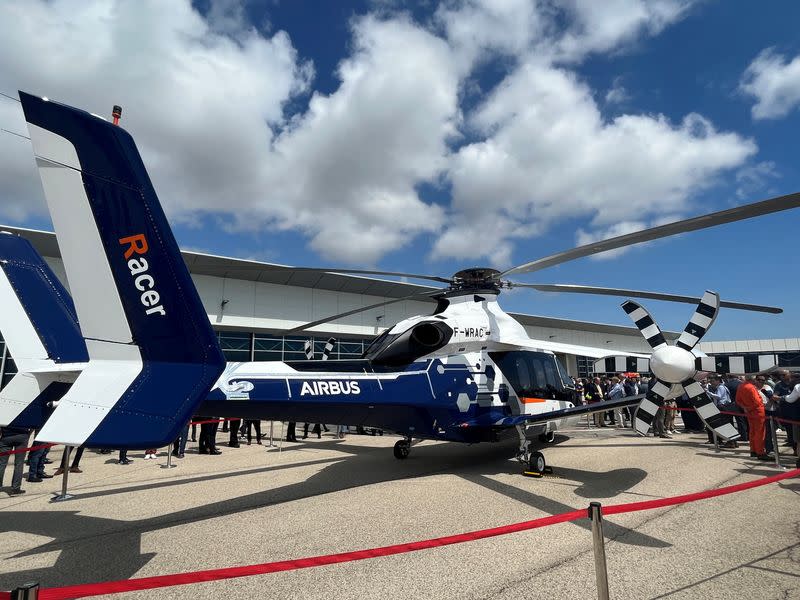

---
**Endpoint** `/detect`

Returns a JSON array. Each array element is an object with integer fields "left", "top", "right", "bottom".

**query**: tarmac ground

[{"left": 1, "top": 419, "right": 798, "bottom": 599}]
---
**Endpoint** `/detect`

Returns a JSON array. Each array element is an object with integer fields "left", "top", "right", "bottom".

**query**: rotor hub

[
  {"left": 450, "top": 268, "right": 502, "bottom": 292},
  {"left": 650, "top": 346, "right": 696, "bottom": 384}
]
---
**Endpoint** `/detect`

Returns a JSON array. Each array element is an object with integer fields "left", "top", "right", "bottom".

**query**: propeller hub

[{"left": 650, "top": 346, "right": 696, "bottom": 384}]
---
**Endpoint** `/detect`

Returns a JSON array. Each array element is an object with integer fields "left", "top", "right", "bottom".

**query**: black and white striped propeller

[
  {"left": 304, "top": 338, "right": 337, "bottom": 360},
  {"left": 620, "top": 291, "right": 739, "bottom": 441}
]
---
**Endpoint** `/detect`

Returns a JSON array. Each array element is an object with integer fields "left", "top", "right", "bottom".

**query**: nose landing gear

[{"left": 516, "top": 425, "right": 553, "bottom": 477}]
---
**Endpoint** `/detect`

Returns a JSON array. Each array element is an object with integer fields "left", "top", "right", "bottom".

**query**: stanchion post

[
  {"left": 770, "top": 416, "right": 783, "bottom": 469},
  {"left": 588, "top": 502, "right": 610, "bottom": 600},
  {"left": 11, "top": 581, "right": 39, "bottom": 600},
  {"left": 51, "top": 446, "right": 74, "bottom": 502},
  {"left": 713, "top": 430, "right": 719, "bottom": 452},
  {"left": 161, "top": 448, "right": 176, "bottom": 469}
]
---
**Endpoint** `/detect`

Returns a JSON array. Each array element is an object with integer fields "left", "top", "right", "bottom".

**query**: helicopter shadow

[{"left": 0, "top": 437, "right": 667, "bottom": 589}]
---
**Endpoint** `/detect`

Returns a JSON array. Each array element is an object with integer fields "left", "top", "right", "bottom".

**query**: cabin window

[{"left": 490, "top": 351, "right": 563, "bottom": 399}]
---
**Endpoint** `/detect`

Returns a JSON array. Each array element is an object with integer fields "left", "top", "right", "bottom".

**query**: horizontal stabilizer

[
  {"left": 0, "top": 232, "right": 87, "bottom": 427},
  {"left": 0, "top": 232, "right": 87, "bottom": 370}
]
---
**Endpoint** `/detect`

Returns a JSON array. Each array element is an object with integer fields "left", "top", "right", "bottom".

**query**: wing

[{"left": 488, "top": 395, "right": 644, "bottom": 428}]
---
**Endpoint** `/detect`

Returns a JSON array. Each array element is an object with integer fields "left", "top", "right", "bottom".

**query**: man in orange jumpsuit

[{"left": 735, "top": 375, "right": 770, "bottom": 460}]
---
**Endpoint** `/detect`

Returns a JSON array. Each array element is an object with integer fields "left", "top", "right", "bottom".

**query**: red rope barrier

[
  {"left": 0, "top": 442, "right": 56, "bottom": 457},
  {"left": 663, "top": 404, "right": 800, "bottom": 426},
  {"left": 20, "top": 468, "right": 798, "bottom": 599},
  {"left": 0, "top": 419, "right": 236, "bottom": 456},
  {"left": 189, "top": 417, "right": 239, "bottom": 426}
]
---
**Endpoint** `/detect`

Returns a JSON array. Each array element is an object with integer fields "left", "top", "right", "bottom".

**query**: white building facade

[{"left": 0, "top": 225, "right": 797, "bottom": 385}]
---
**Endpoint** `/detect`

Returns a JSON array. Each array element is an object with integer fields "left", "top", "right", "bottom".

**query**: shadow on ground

[{"left": 0, "top": 436, "right": 667, "bottom": 590}]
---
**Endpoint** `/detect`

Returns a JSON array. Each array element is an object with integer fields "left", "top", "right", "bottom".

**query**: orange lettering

[{"left": 119, "top": 234, "right": 148, "bottom": 259}]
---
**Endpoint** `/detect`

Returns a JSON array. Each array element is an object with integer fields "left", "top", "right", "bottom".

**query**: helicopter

[{"left": 0, "top": 91, "right": 797, "bottom": 473}]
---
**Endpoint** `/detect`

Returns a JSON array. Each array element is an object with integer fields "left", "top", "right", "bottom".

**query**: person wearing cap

[{"left": 735, "top": 375, "right": 771, "bottom": 460}]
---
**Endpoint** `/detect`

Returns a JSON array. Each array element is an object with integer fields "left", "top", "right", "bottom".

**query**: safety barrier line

[
  {"left": 5, "top": 468, "right": 795, "bottom": 600},
  {"left": 0, "top": 443, "right": 56, "bottom": 457},
  {"left": 0, "top": 419, "right": 241, "bottom": 457},
  {"left": 662, "top": 405, "right": 800, "bottom": 426}
]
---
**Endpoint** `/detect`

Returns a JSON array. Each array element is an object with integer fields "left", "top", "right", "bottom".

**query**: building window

[
  {"left": 217, "top": 331, "right": 252, "bottom": 362},
  {"left": 254, "top": 335, "right": 282, "bottom": 361},
  {"left": 576, "top": 355, "right": 594, "bottom": 379},
  {"left": 283, "top": 338, "right": 310, "bottom": 361}
]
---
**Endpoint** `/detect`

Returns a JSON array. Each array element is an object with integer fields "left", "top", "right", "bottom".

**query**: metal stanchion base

[
  {"left": 161, "top": 452, "right": 177, "bottom": 469},
  {"left": 51, "top": 493, "right": 75, "bottom": 503}
]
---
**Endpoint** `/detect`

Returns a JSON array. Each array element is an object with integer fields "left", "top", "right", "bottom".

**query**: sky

[{"left": 0, "top": 0, "right": 799, "bottom": 341}]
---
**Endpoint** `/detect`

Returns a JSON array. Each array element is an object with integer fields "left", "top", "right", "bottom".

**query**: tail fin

[
  {"left": 19, "top": 91, "right": 224, "bottom": 448},
  {"left": 0, "top": 232, "right": 85, "bottom": 427}
]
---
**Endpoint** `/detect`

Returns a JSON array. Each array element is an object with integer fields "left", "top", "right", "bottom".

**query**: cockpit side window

[{"left": 490, "top": 351, "right": 565, "bottom": 399}]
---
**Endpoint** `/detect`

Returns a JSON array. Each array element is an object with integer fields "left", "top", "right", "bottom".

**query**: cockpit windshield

[{"left": 490, "top": 351, "right": 566, "bottom": 399}]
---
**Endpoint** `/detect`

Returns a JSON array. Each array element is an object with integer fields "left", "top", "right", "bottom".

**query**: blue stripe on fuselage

[{"left": 200, "top": 358, "right": 490, "bottom": 439}]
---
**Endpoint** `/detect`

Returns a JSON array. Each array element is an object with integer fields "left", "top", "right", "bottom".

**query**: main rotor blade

[
  {"left": 207, "top": 265, "right": 452, "bottom": 285},
  {"left": 500, "top": 191, "right": 800, "bottom": 276},
  {"left": 285, "top": 289, "right": 444, "bottom": 334},
  {"left": 515, "top": 283, "right": 782, "bottom": 314}
]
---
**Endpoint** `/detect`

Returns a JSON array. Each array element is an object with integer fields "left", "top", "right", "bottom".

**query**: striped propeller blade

[
  {"left": 633, "top": 378, "right": 672, "bottom": 436},
  {"left": 695, "top": 354, "right": 777, "bottom": 375},
  {"left": 322, "top": 337, "right": 336, "bottom": 361},
  {"left": 622, "top": 300, "right": 668, "bottom": 351},
  {"left": 303, "top": 339, "right": 314, "bottom": 360},
  {"left": 594, "top": 355, "right": 651, "bottom": 374},
  {"left": 681, "top": 379, "right": 740, "bottom": 441},
  {"left": 675, "top": 291, "right": 719, "bottom": 351}
]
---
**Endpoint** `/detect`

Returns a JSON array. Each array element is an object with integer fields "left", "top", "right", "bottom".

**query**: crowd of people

[
  {"left": 3, "top": 370, "right": 799, "bottom": 496},
  {"left": 572, "top": 369, "right": 800, "bottom": 464}
]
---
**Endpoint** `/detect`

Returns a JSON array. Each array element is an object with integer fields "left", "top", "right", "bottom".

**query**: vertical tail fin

[{"left": 19, "top": 91, "right": 224, "bottom": 448}]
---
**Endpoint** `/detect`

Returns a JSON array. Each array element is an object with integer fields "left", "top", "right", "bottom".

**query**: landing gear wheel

[
  {"left": 529, "top": 451, "right": 546, "bottom": 473},
  {"left": 538, "top": 431, "right": 555, "bottom": 444},
  {"left": 393, "top": 440, "right": 411, "bottom": 460}
]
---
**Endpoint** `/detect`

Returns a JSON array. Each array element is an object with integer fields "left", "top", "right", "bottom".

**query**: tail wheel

[
  {"left": 529, "top": 451, "right": 546, "bottom": 473},
  {"left": 393, "top": 440, "right": 411, "bottom": 460},
  {"left": 538, "top": 431, "right": 555, "bottom": 444}
]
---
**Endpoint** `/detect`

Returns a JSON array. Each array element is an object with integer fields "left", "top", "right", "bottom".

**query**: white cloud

[
  {"left": 740, "top": 48, "right": 800, "bottom": 120},
  {"left": 735, "top": 161, "right": 780, "bottom": 200},
  {"left": 251, "top": 15, "right": 458, "bottom": 263},
  {"left": 435, "top": 63, "right": 755, "bottom": 264},
  {"left": 0, "top": 0, "right": 760, "bottom": 270},
  {"left": 435, "top": 0, "right": 545, "bottom": 70},
  {"left": 0, "top": 2, "right": 454, "bottom": 264},
  {"left": 554, "top": 0, "right": 694, "bottom": 61},
  {"left": 0, "top": 0, "right": 310, "bottom": 221},
  {"left": 605, "top": 76, "right": 630, "bottom": 104}
]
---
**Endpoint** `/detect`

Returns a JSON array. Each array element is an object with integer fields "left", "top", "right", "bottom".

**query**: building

[{"left": 0, "top": 225, "right": 797, "bottom": 387}]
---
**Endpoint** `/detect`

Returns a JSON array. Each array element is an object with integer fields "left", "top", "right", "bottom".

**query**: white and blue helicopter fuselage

[{"left": 200, "top": 294, "right": 579, "bottom": 444}]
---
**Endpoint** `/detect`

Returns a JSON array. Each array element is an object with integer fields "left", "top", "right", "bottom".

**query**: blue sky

[{"left": 1, "top": 0, "right": 799, "bottom": 340}]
